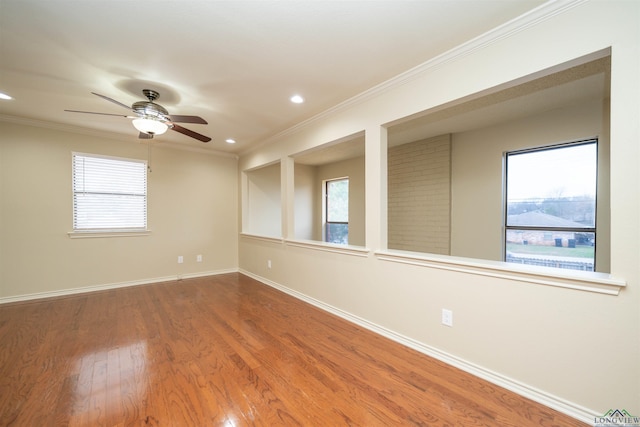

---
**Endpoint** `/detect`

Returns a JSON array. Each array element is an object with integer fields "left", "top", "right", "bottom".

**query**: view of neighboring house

[
  {"left": 506, "top": 211, "right": 592, "bottom": 247},
  {"left": 506, "top": 211, "right": 595, "bottom": 271}
]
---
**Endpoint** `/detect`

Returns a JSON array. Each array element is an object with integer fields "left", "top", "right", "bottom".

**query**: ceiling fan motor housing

[
  {"left": 132, "top": 89, "right": 170, "bottom": 121},
  {"left": 132, "top": 101, "right": 169, "bottom": 119}
]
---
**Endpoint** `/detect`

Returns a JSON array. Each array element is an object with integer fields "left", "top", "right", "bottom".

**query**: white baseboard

[
  {"left": 1, "top": 268, "right": 597, "bottom": 423},
  {"left": 0, "top": 268, "right": 238, "bottom": 304},
  {"left": 239, "top": 269, "right": 597, "bottom": 424}
]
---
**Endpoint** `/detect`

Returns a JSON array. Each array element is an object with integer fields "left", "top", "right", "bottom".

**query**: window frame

[
  {"left": 324, "top": 177, "right": 349, "bottom": 244},
  {"left": 71, "top": 152, "right": 148, "bottom": 236},
  {"left": 503, "top": 139, "right": 598, "bottom": 271}
]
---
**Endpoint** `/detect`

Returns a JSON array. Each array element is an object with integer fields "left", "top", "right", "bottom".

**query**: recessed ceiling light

[
  {"left": 0, "top": 92, "right": 13, "bottom": 100},
  {"left": 290, "top": 94, "right": 304, "bottom": 104},
  {"left": 225, "top": 139, "right": 236, "bottom": 144}
]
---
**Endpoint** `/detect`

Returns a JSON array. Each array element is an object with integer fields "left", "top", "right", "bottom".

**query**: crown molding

[
  {"left": 241, "top": 0, "right": 589, "bottom": 157},
  {"left": 0, "top": 113, "right": 120, "bottom": 139},
  {"left": 0, "top": 114, "right": 238, "bottom": 159}
]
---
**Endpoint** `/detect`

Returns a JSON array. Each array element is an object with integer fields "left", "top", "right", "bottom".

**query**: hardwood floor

[{"left": 0, "top": 273, "right": 587, "bottom": 426}]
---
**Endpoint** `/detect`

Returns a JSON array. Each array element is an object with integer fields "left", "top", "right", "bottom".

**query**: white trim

[
  {"left": 68, "top": 230, "right": 151, "bottom": 238},
  {"left": 0, "top": 114, "right": 238, "bottom": 159},
  {"left": 375, "top": 250, "right": 625, "bottom": 295},
  {"left": 72, "top": 150, "right": 147, "bottom": 165},
  {"left": 238, "top": 234, "right": 623, "bottom": 295},
  {"left": 240, "top": 232, "right": 284, "bottom": 244},
  {"left": 285, "top": 238, "right": 369, "bottom": 257},
  {"left": 0, "top": 269, "right": 238, "bottom": 305},
  {"left": 239, "top": 269, "right": 597, "bottom": 424},
  {"left": 0, "top": 266, "right": 600, "bottom": 422},
  {"left": 176, "top": 269, "right": 238, "bottom": 281}
]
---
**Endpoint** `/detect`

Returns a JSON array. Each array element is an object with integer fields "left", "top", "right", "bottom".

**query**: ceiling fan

[{"left": 65, "top": 89, "right": 211, "bottom": 142}]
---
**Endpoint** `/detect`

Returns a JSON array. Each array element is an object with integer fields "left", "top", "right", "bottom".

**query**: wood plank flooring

[{"left": 0, "top": 273, "right": 587, "bottom": 426}]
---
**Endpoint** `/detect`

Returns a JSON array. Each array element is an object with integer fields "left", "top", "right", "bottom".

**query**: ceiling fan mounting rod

[{"left": 142, "top": 89, "right": 160, "bottom": 102}]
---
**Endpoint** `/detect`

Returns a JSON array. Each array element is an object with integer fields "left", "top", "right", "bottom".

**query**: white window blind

[{"left": 73, "top": 153, "right": 147, "bottom": 231}]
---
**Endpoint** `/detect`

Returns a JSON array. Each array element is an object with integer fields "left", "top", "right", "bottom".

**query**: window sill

[
  {"left": 68, "top": 230, "right": 151, "bottom": 239},
  {"left": 240, "top": 233, "right": 284, "bottom": 243},
  {"left": 286, "top": 238, "right": 370, "bottom": 257},
  {"left": 375, "top": 249, "right": 625, "bottom": 295}
]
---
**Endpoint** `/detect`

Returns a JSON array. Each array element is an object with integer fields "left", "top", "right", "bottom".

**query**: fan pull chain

[{"left": 147, "top": 142, "right": 152, "bottom": 173}]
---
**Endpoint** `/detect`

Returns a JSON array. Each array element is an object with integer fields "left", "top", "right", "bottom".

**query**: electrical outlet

[
  {"left": 196, "top": 254, "right": 202, "bottom": 262},
  {"left": 267, "top": 260, "right": 272, "bottom": 269},
  {"left": 442, "top": 309, "right": 453, "bottom": 327},
  {"left": 178, "top": 256, "right": 184, "bottom": 264}
]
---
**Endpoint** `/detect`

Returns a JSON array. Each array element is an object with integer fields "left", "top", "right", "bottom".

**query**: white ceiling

[{"left": 0, "top": 0, "right": 545, "bottom": 155}]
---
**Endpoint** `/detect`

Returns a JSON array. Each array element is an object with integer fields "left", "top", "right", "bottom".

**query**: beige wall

[
  {"left": 244, "top": 162, "right": 281, "bottom": 237},
  {"left": 293, "top": 163, "right": 317, "bottom": 240},
  {"left": 239, "top": 1, "right": 639, "bottom": 419},
  {"left": 0, "top": 122, "right": 238, "bottom": 299}
]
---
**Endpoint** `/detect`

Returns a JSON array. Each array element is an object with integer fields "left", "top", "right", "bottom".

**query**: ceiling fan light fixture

[{"left": 132, "top": 118, "right": 168, "bottom": 135}]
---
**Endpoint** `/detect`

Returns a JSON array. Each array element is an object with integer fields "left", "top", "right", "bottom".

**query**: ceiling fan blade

[
  {"left": 171, "top": 124, "right": 211, "bottom": 142},
  {"left": 65, "top": 109, "right": 134, "bottom": 118},
  {"left": 91, "top": 92, "right": 136, "bottom": 112},
  {"left": 138, "top": 132, "right": 153, "bottom": 140},
  {"left": 166, "top": 115, "right": 208, "bottom": 124}
]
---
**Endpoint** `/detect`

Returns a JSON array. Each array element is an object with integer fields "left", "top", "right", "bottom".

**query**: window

[
  {"left": 504, "top": 140, "right": 597, "bottom": 271},
  {"left": 72, "top": 153, "right": 147, "bottom": 231},
  {"left": 325, "top": 178, "right": 349, "bottom": 244}
]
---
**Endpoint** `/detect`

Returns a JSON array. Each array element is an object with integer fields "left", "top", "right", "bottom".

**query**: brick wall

[{"left": 388, "top": 134, "right": 451, "bottom": 254}]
